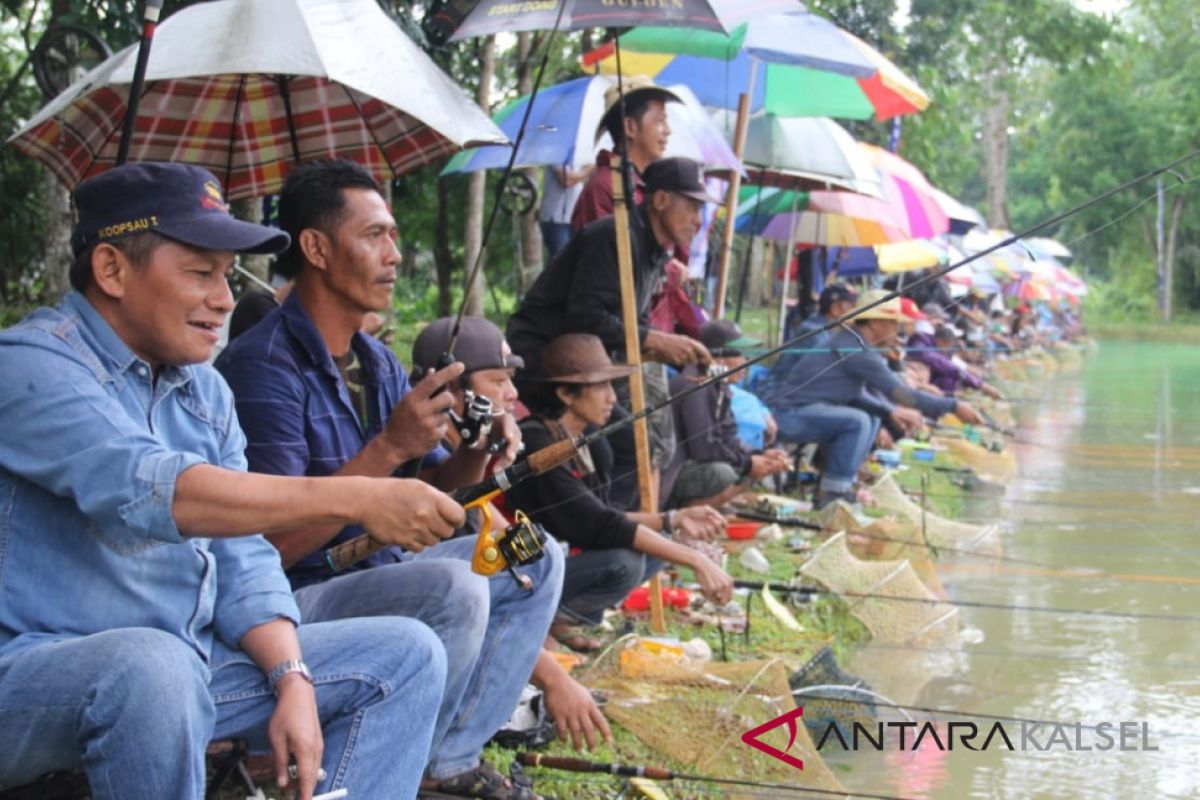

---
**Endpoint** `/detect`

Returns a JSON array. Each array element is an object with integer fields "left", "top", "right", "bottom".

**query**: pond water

[{"left": 839, "top": 342, "right": 1200, "bottom": 799}]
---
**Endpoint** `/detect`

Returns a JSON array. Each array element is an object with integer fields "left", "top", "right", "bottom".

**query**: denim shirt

[
  {"left": 0, "top": 292, "right": 299, "bottom": 662},
  {"left": 215, "top": 292, "right": 447, "bottom": 589}
]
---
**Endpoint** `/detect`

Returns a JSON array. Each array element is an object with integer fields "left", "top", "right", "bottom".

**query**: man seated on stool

[{"left": 0, "top": 162, "right": 455, "bottom": 800}]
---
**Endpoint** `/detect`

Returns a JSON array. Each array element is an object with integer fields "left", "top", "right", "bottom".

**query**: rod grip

[
  {"left": 516, "top": 754, "right": 596, "bottom": 773},
  {"left": 324, "top": 530, "right": 385, "bottom": 574}
]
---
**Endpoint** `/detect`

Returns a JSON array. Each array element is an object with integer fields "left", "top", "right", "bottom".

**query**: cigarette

[{"left": 313, "top": 790, "right": 349, "bottom": 800}]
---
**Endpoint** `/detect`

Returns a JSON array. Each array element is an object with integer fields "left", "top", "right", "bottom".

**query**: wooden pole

[
  {"left": 776, "top": 192, "right": 801, "bottom": 344},
  {"left": 712, "top": 90, "right": 751, "bottom": 320},
  {"left": 611, "top": 156, "right": 666, "bottom": 634}
]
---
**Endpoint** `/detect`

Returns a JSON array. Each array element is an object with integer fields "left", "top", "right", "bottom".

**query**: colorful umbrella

[
  {"left": 711, "top": 110, "right": 881, "bottom": 195},
  {"left": 858, "top": 143, "right": 949, "bottom": 239},
  {"left": 930, "top": 187, "right": 984, "bottom": 234},
  {"left": 1026, "top": 237, "right": 1074, "bottom": 261},
  {"left": 582, "top": 12, "right": 929, "bottom": 120},
  {"left": 441, "top": 76, "right": 741, "bottom": 175},
  {"left": 445, "top": 0, "right": 803, "bottom": 41},
  {"left": 736, "top": 186, "right": 908, "bottom": 247},
  {"left": 7, "top": 0, "right": 507, "bottom": 200}
]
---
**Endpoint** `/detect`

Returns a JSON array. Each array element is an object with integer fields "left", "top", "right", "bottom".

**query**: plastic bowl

[
  {"left": 876, "top": 449, "right": 901, "bottom": 467},
  {"left": 726, "top": 521, "right": 762, "bottom": 540},
  {"left": 911, "top": 448, "right": 936, "bottom": 463}
]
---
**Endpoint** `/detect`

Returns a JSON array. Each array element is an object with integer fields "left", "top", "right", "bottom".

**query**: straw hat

[
  {"left": 539, "top": 334, "right": 636, "bottom": 384},
  {"left": 849, "top": 289, "right": 908, "bottom": 323},
  {"left": 598, "top": 75, "right": 681, "bottom": 136}
]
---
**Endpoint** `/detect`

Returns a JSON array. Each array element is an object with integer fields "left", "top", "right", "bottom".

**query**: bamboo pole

[
  {"left": 711, "top": 90, "right": 750, "bottom": 320},
  {"left": 610, "top": 156, "right": 666, "bottom": 634},
  {"left": 776, "top": 192, "right": 801, "bottom": 344}
]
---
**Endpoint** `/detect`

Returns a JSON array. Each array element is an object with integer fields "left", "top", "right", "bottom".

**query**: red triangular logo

[{"left": 740, "top": 706, "right": 805, "bottom": 771}]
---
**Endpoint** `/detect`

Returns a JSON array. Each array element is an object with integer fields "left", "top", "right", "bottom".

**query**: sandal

[
  {"left": 421, "top": 759, "right": 547, "bottom": 800},
  {"left": 549, "top": 622, "right": 606, "bottom": 653}
]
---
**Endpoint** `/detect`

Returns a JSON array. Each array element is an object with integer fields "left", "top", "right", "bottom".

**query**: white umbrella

[
  {"left": 712, "top": 110, "right": 881, "bottom": 195},
  {"left": 8, "top": 0, "right": 507, "bottom": 199}
]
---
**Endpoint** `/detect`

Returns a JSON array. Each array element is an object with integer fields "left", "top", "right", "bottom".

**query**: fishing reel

[
  {"left": 467, "top": 492, "right": 548, "bottom": 590},
  {"left": 448, "top": 389, "right": 497, "bottom": 450}
]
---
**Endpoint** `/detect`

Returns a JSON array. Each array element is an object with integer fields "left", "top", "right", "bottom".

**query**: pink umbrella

[
  {"left": 753, "top": 189, "right": 909, "bottom": 246},
  {"left": 859, "top": 143, "right": 950, "bottom": 239}
]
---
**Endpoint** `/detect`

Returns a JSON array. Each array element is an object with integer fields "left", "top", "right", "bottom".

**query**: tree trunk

[
  {"left": 462, "top": 36, "right": 495, "bottom": 318},
  {"left": 40, "top": 170, "right": 73, "bottom": 304},
  {"left": 516, "top": 31, "right": 544, "bottom": 295},
  {"left": 981, "top": 64, "right": 1011, "bottom": 230},
  {"left": 1163, "top": 194, "right": 1185, "bottom": 324},
  {"left": 435, "top": 177, "right": 453, "bottom": 317},
  {"left": 231, "top": 198, "right": 270, "bottom": 286}
]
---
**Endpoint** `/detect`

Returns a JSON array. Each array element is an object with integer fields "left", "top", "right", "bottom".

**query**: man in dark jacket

[{"left": 666, "top": 321, "right": 789, "bottom": 508}]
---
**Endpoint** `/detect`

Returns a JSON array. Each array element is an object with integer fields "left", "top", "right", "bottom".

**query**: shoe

[
  {"left": 813, "top": 490, "right": 856, "bottom": 510},
  {"left": 420, "top": 760, "right": 548, "bottom": 800}
]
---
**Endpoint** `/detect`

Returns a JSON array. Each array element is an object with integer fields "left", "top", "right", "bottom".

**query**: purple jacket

[{"left": 907, "top": 332, "right": 982, "bottom": 395}]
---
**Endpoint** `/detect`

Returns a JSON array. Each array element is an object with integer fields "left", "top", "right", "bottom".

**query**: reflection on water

[{"left": 843, "top": 343, "right": 1200, "bottom": 799}]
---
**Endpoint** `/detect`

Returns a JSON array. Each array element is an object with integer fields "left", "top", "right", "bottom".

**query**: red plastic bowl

[
  {"left": 622, "top": 586, "right": 691, "bottom": 612},
  {"left": 726, "top": 521, "right": 762, "bottom": 540}
]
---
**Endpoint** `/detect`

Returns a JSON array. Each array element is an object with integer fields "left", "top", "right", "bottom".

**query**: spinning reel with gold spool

[{"left": 465, "top": 489, "right": 548, "bottom": 590}]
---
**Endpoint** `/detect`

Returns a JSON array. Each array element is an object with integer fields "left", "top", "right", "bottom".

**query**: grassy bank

[{"left": 1088, "top": 321, "right": 1200, "bottom": 344}]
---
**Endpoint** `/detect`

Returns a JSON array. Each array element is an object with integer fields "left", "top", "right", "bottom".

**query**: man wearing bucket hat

[
  {"left": 0, "top": 163, "right": 452, "bottom": 799},
  {"left": 570, "top": 76, "right": 681, "bottom": 232},
  {"left": 506, "top": 334, "right": 734, "bottom": 635},
  {"left": 760, "top": 290, "right": 983, "bottom": 507}
]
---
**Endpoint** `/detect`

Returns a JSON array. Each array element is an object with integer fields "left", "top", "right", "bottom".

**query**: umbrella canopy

[
  {"left": 962, "top": 229, "right": 1037, "bottom": 277},
  {"left": 441, "top": 76, "right": 741, "bottom": 175},
  {"left": 930, "top": 187, "right": 984, "bottom": 234},
  {"left": 582, "top": 12, "right": 929, "bottom": 120},
  {"left": 8, "top": 0, "right": 507, "bottom": 200},
  {"left": 736, "top": 186, "right": 908, "bottom": 246},
  {"left": 711, "top": 110, "right": 880, "bottom": 195},
  {"left": 447, "top": 0, "right": 803, "bottom": 40},
  {"left": 1025, "top": 236, "right": 1073, "bottom": 261},
  {"left": 858, "top": 143, "right": 949, "bottom": 239}
]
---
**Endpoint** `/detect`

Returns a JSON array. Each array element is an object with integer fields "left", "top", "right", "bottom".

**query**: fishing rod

[
  {"left": 515, "top": 753, "right": 920, "bottom": 800},
  {"left": 439, "top": 3, "right": 567, "bottom": 361},
  {"left": 328, "top": 149, "right": 1200, "bottom": 567},
  {"left": 731, "top": 578, "right": 1200, "bottom": 624}
]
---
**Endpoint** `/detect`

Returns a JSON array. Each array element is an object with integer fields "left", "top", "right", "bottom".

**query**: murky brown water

[{"left": 835, "top": 342, "right": 1200, "bottom": 799}]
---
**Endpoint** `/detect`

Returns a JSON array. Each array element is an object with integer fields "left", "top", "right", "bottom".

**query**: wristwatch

[{"left": 267, "top": 659, "right": 313, "bottom": 694}]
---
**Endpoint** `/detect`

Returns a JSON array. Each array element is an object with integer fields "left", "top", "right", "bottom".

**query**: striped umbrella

[
  {"left": 441, "top": 76, "right": 741, "bottom": 175},
  {"left": 858, "top": 143, "right": 950, "bottom": 239},
  {"left": 7, "top": 0, "right": 507, "bottom": 200},
  {"left": 736, "top": 186, "right": 908, "bottom": 247},
  {"left": 582, "top": 11, "right": 928, "bottom": 120}
]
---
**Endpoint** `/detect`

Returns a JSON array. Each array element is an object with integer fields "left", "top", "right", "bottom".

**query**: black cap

[
  {"left": 699, "top": 319, "right": 760, "bottom": 357},
  {"left": 818, "top": 282, "right": 858, "bottom": 313},
  {"left": 643, "top": 157, "right": 725, "bottom": 205},
  {"left": 412, "top": 316, "right": 524, "bottom": 376},
  {"left": 72, "top": 162, "right": 290, "bottom": 257}
]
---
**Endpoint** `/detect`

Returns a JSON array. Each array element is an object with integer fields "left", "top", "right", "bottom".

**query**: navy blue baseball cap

[{"left": 71, "top": 162, "right": 290, "bottom": 257}]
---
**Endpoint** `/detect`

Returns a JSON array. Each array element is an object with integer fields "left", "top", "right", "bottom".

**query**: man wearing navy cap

[{"left": 0, "top": 163, "right": 454, "bottom": 800}]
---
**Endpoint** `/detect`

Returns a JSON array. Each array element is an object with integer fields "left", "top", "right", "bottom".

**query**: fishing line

[
  {"left": 852, "top": 639, "right": 1200, "bottom": 673},
  {"left": 1063, "top": 168, "right": 1200, "bottom": 250},
  {"left": 739, "top": 579, "right": 1200, "bottom": 624},
  {"left": 781, "top": 692, "right": 1200, "bottom": 743},
  {"left": 443, "top": 2, "right": 569, "bottom": 357}
]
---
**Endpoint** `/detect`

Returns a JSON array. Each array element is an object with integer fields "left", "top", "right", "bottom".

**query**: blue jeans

[
  {"left": 0, "top": 619, "right": 444, "bottom": 799},
  {"left": 559, "top": 548, "right": 663, "bottom": 626},
  {"left": 540, "top": 220, "right": 572, "bottom": 260},
  {"left": 774, "top": 402, "right": 877, "bottom": 493},
  {"left": 295, "top": 533, "right": 563, "bottom": 780}
]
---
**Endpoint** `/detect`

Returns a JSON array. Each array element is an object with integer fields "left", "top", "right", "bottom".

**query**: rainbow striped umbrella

[
  {"left": 736, "top": 186, "right": 908, "bottom": 247},
  {"left": 858, "top": 143, "right": 949, "bottom": 239},
  {"left": 581, "top": 10, "right": 928, "bottom": 120}
]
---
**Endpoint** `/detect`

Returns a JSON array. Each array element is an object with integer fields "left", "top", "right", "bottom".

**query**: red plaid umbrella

[{"left": 7, "top": 0, "right": 507, "bottom": 200}]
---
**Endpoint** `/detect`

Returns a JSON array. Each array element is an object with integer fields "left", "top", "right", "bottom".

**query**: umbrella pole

[
  {"left": 776, "top": 192, "right": 800, "bottom": 345},
  {"left": 611, "top": 157, "right": 666, "bottom": 634},
  {"left": 116, "top": 0, "right": 164, "bottom": 165},
  {"left": 712, "top": 60, "right": 759, "bottom": 319},
  {"left": 732, "top": 174, "right": 766, "bottom": 322}
]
